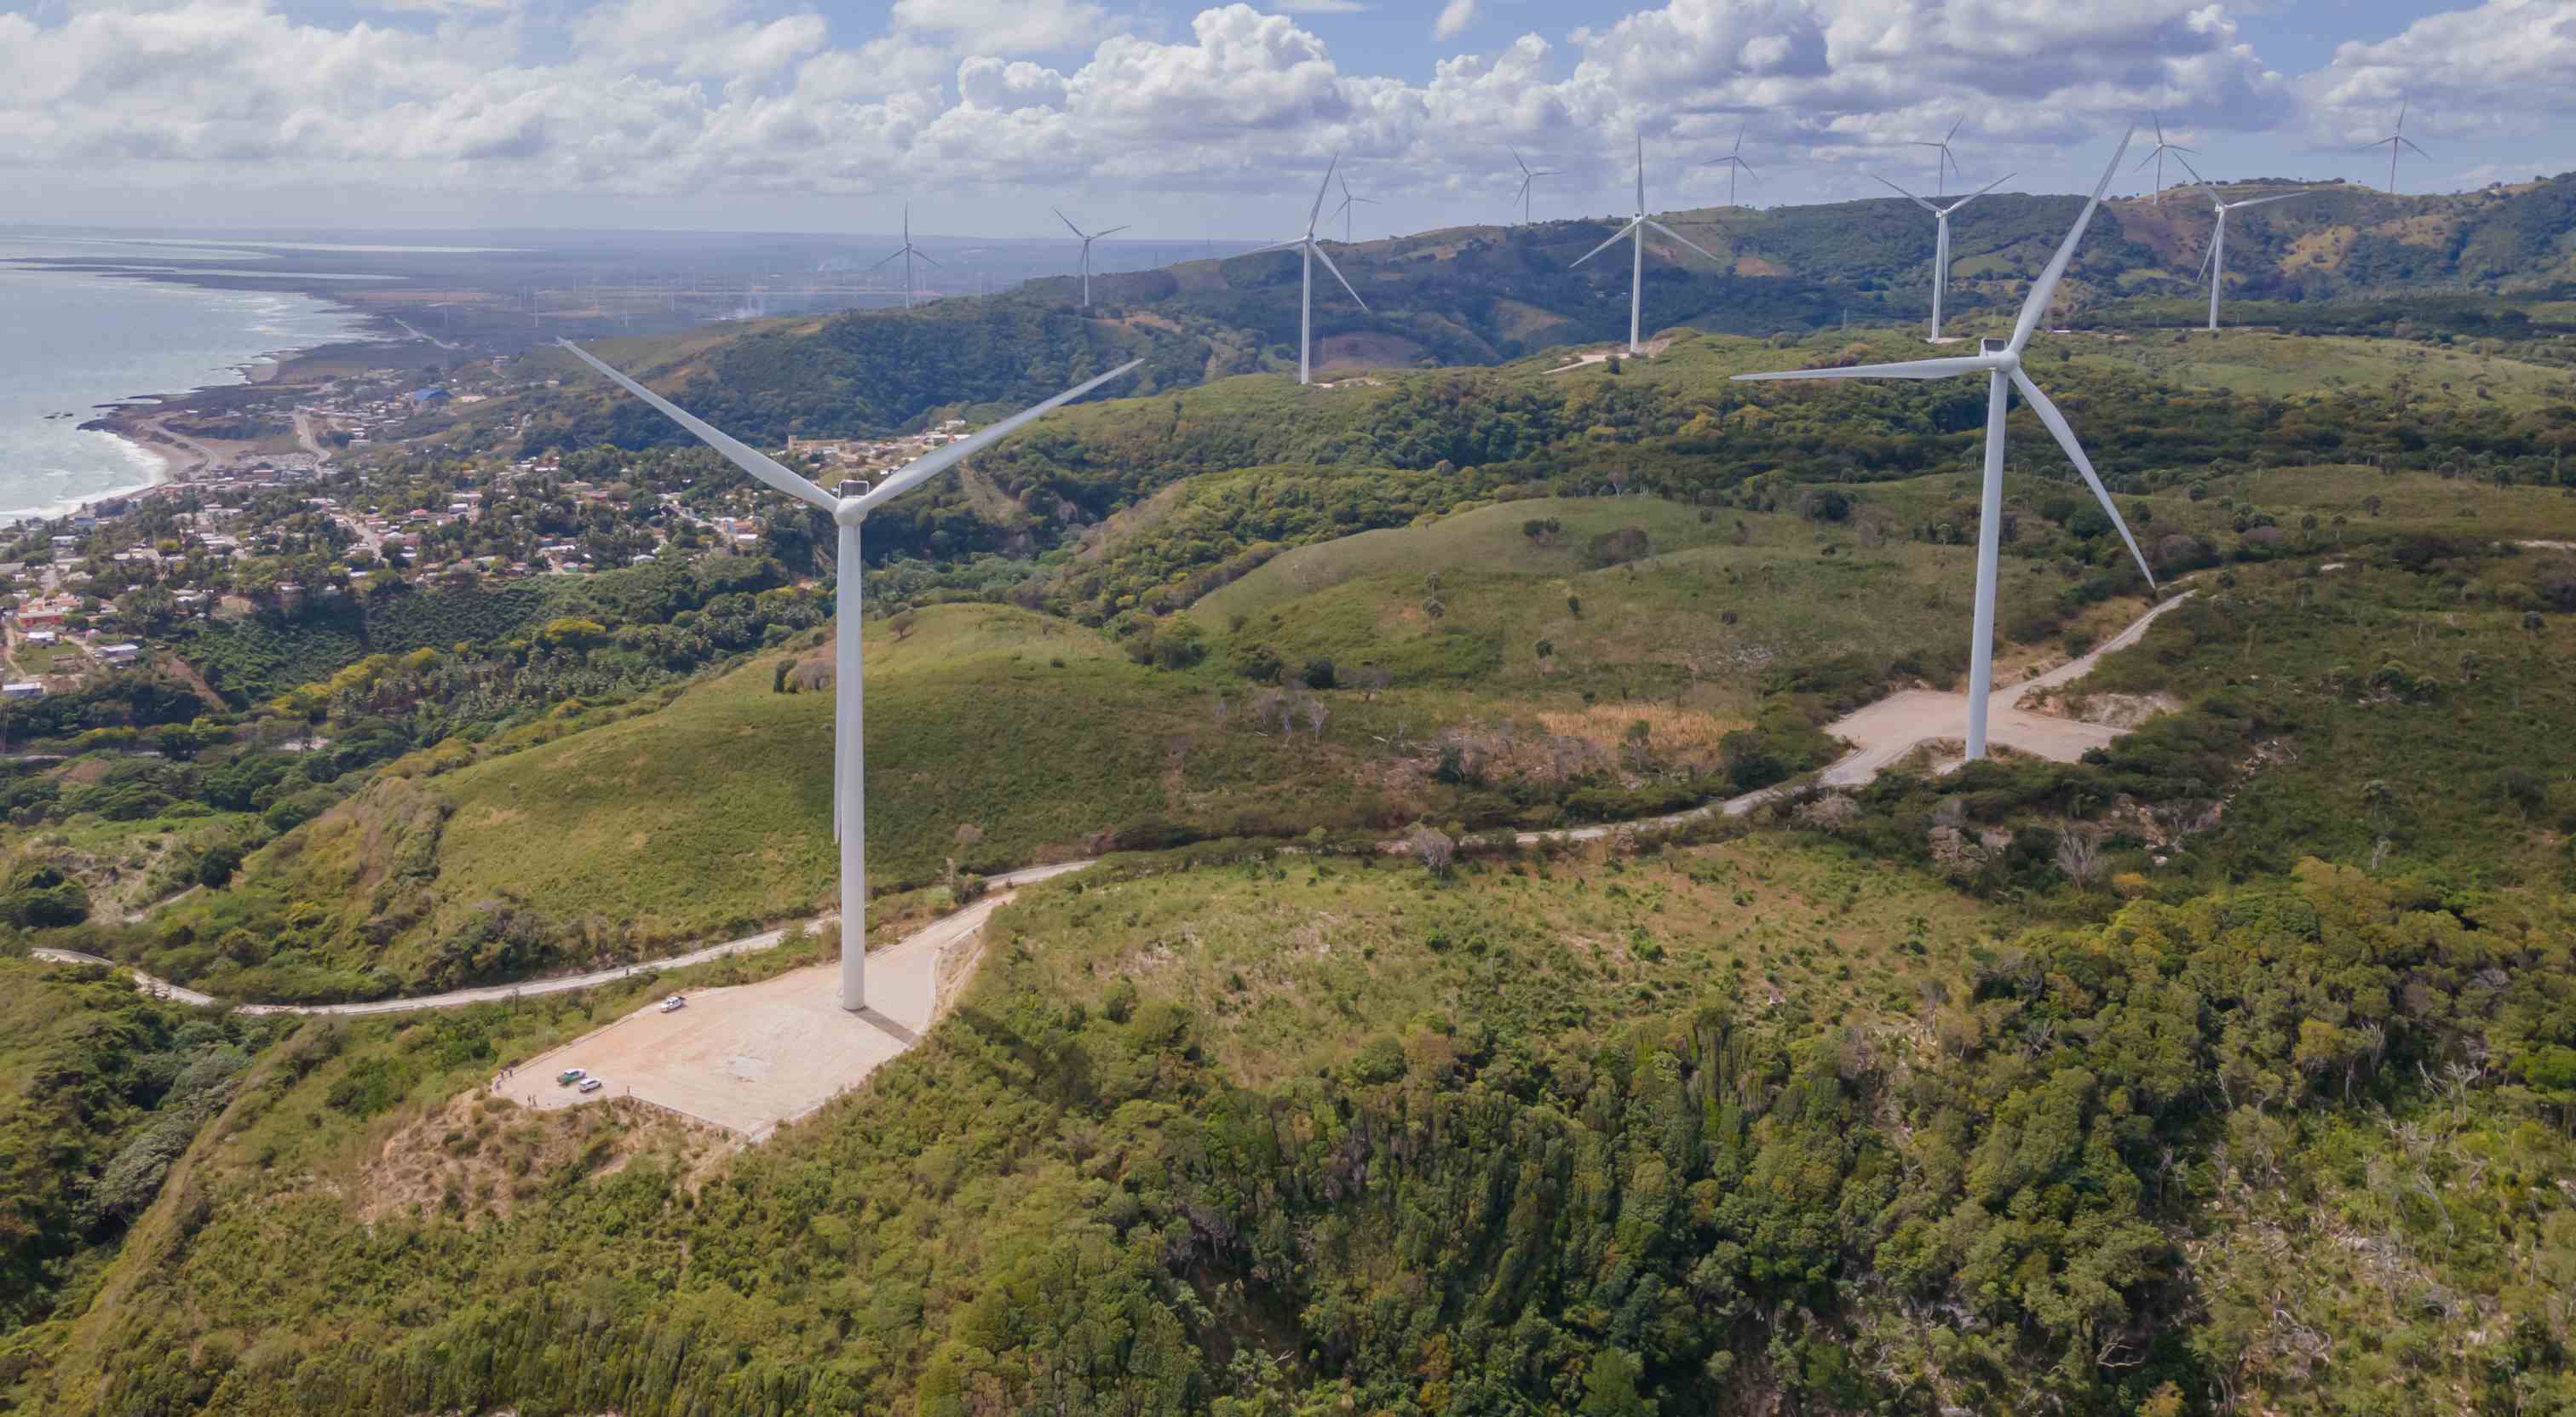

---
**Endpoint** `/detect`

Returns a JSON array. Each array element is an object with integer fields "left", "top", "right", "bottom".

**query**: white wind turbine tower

[
  {"left": 1509, "top": 147, "right": 1560, "bottom": 225},
  {"left": 868, "top": 208, "right": 938, "bottom": 307},
  {"left": 554, "top": 341, "right": 1141, "bottom": 1012},
  {"left": 2360, "top": 100, "right": 2431, "bottom": 194},
  {"left": 1332, "top": 172, "right": 1379, "bottom": 244},
  {"left": 1909, "top": 118, "right": 1967, "bottom": 198},
  {"left": 1702, "top": 122, "right": 1758, "bottom": 209},
  {"left": 1571, "top": 130, "right": 1722, "bottom": 356},
  {"left": 1052, "top": 208, "right": 1130, "bottom": 309},
  {"left": 1250, "top": 155, "right": 1370, "bottom": 385},
  {"left": 2133, "top": 112, "right": 2201, "bottom": 204},
  {"left": 2196, "top": 184, "right": 2314, "bottom": 330},
  {"left": 1734, "top": 126, "right": 2155, "bottom": 762},
  {"left": 1872, "top": 169, "right": 2012, "bottom": 342}
]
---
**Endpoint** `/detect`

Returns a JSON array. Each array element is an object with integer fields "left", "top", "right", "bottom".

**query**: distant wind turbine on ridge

[
  {"left": 2196, "top": 183, "right": 2314, "bottom": 330},
  {"left": 868, "top": 208, "right": 938, "bottom": 308},
  {"left": 2132, "top": 112, "right": 2202, "bottom": 205},
  {"left": 554, "top": 341, "right": 1141, "bottom": 1013},
  {"left": 1909, "top": 118, "right": 1966, "bottom": 198},
  {"left": 1872, "top": 168, "right": 2012, "bottom": 342},
  {"left": 1052, "top": 208, "right": 1130, "bottom": 309},
  {"left": 1734, "top": 126, "right": 2155, "bottom": 762},
  {"left": 2360, "top": 100, "right": 2430, "bottom": 194},
  {"left": 1703, "top": 122, "right": 1758, "bottom": 209},
  {"left": 1571, "top": 130, "right": 1722, "bottom": 356},
  {"left": 1509, "top": 147, "right": 1560, "bottom": 225},
  {"left": 1249, "top": 155, "right": 1370, "bottom": 385},
  {"left": 1331, "top": 171, "right": 1378, "bottom": 244}
]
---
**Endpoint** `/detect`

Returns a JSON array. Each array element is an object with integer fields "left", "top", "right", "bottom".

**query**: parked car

[
  {"left": 577, "top": 1077, "right": 604, "bottom": 1094},
  {"left": 555, "top": 1068, "right": 586, "bottom": 1086},
  {"left": 660, "top": 995, "right": 687, "bottom": 1013}
]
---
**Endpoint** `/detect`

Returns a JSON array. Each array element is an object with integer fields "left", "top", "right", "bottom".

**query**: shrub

[
  {"left": 1300, "top": 657, "right": 1337, "bottom": 690},
  {"left": 1578, "top": 526, "right": 1652, "bottom": 569}
]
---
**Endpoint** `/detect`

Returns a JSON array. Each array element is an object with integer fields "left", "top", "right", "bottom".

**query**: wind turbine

[
  {"left": 1702, "top": 123, "right": 1758, "bottom": 209},
  {"left": 868, "top": 208, "right": 938, "bottom": 307},
  {"left": 1908, "top": 118, "right": 1966, "bottom": 198},
  {"left": 554, "top": 341, "right": 1141, "bottom": 1013},
  {"left": 1872, "top": 169, "right": 2012, "bottom": 342},
  {"left": 1571, "top": 130, "right": 1722, "bottom": 355},
  {"left": 1249, "top": 155, "right": 1369, "bottom": 386},
  {"left": 1733, "top": 126, "right": 2154, "bottom": 762},
  {"left": 2132, "top": 112, "right": 2202, "bottom": 204},
  {"left": 1331, "top": 171, "right": 1379, "bottom": 244},
  {"left": 1052, "top": 207, "right": 1130, "bottom": 309},
  {"left": 2196, "top": 185, "right": 2314, "bottom": 330},
  {"left": 1509, "top": 147, "right": 1560, "bottom": 225},
  {"left": 2360, "top": 100, "right": 2430, "bottom": 194}
]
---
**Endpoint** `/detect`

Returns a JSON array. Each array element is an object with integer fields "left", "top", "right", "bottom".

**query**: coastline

[{"left": 0, "top": 245, "right": 413, "bottom": 529}]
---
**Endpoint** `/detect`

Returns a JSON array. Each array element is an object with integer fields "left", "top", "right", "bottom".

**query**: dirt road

[{"left": 32, "top": 594, "right": 2194, "bottom": 1015}]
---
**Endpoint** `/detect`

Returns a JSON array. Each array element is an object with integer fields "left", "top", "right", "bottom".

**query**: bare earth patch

[{"left": 489, "top": 890, "right": 1017, "bottom": 1141}]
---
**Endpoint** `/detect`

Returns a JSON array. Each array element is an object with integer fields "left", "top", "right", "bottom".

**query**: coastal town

[{"left": 0, "top": 344, "right": 983, "bottom": 708}]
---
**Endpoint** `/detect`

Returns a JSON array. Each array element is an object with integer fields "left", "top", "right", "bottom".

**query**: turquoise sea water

[{"left": 0, "top": 238, "right": 377, "bottom": 522}]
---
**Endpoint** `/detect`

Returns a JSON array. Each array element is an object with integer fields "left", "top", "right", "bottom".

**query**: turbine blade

[
  {"left": 865, "top": 248, "right": 905, "bottom": 272},
  {"left": 1512, "top": 146, "right": 1531, "bottom": 177},
  {"left": 1309, "top": 155, "right": 1338, "bottom": 228},
  {"left": 1734, "top": 354, "right": 1993, "bottom": 382},
  {"left": 1569, "top": 219, "right": 1642, "bottom": 267},
  {"left": 1246, "top": 238, "right": 1304, "bottom": 255},
  {"left": 1872, "top": 172, "right": 1938, "bottom": 212},
  {"left": 1097, "top": 224, "right": 1132, "bottom": 238},
  {"left": 2399, "top": 135, "right": 2431, "bottom": 158},
  {"left": 1635, "top": 128, "right": 1645, "bottom": 215},
  {"left": 1946, "top": 116, "right": 1964, "bottom": 141},
  {"left": 1941, "top": 170, "right": 2015, "bottom": 213},
  {"left": 1311, "top": 241, "right": 1370, "bottom": 311},
  {"left": 2131, "top": 146, "right": 2160, "bottom": 172},
  {"left": 860, "top": 359, "right": 1145, "bottom": 513},
  {"left": 556, "top": 341, "right": 838, "bottom": 513},
  {"left": 2171, "top": 151, "right": 2206, "bottom": 186},
  {"left": 912, "top": 248, "right": 942, "bottom": 268},
  {"left": 1515, "top": 175, "right": 1533, "bottom": 203},
  {"left": 2009, "top": 123, "right": 2134, "bottom": 353},
  {"left": 2234, "top": 192, "right": 2312, "bottom": 209},
  {"left": 1645, "top": 219, "right": 1720, "bottom": 262},
  {"left": 1053, "top": 207, "right": 1085, "bottom": 239},
  {"left": 1737, "top": 160, "right": 1759, "bottom": 181},
  {"left": 2010, "top": 369, "right": 2155, "bottom": 588},
  {"left": 2196, "top": 231, "right": 2217, "bottom": 283}
]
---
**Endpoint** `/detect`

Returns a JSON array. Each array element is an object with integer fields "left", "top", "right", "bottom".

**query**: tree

[
  {"left": 888, "top": 609, "right": 918, "bottom": 641},
  {"left": 2055, "top": 827, "right": 2105, "bottom": 889},
  {"left": 1406, "top": 822, "right": 1455, "bottom": 875},
  {"left": 1300, "top": 657, "right": 1336, "bottom": 690}
]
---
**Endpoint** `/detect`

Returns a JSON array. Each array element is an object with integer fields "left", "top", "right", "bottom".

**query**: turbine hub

[{"left": 835, "top": 482, "right": 870, "bottom": 525}]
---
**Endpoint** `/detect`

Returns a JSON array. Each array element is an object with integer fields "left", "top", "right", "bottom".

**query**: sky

[{"left": 2, "top": 0, "right": 2573, "bottom": 239}]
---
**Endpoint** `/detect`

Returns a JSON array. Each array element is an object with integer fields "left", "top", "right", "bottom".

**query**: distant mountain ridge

[{"left": 499, "top": 171, "right": 2576, "bottom": 456}]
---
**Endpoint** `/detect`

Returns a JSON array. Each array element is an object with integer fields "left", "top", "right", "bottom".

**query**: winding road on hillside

[{"left": 32, "top": 593, "right": 2197, "bottom": 1018}]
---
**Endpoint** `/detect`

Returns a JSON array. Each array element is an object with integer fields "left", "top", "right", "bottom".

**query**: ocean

[{"left": 0, "top": 237, "right": 380, "bottom": 523}]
